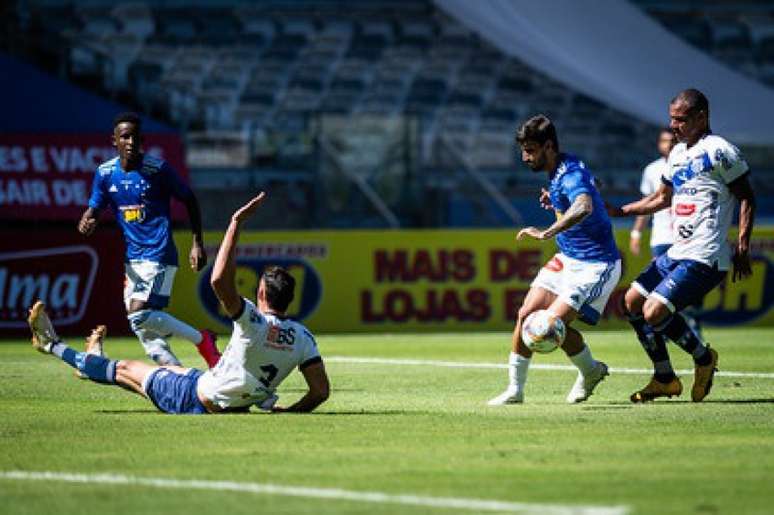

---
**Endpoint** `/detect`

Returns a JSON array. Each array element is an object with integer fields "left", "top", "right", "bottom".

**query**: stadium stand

[{"left": 5, "top": 0, "right": 774, "bottom": 228}]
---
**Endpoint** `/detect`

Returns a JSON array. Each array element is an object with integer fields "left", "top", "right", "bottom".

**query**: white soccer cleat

[
  {"left": 566, "top": 361, "right": 609, "bottom": 404},
  {"left": 487, "top": 387, "right": 524, "bottom": 405},
  {"left": 27, "top": 301, "right": 60, "bottom": 354},
  {"left": 76, "top": 325, "right": 107, "bottom": 379}
]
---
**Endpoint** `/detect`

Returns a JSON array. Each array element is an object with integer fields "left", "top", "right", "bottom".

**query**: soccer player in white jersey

[
  {"left": 78, "top": 112, "right": 220, "bottom": 368},
  {"left": 629, "top": 128, "right": 677, "bottom": 259},
  {"left": 28, "top": 192, "right": 330, "bottom": 415},
  {"left": 630, "top": 129, "right": 703, "bottom": 336},
  {"left": 488, "top": 115, "right": 621, "bottom": 405},
  {"left": 608, "top": 89, "right": 756, "bottom": 403}
]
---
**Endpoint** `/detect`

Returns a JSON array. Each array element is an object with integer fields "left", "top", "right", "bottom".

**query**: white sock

[
  {"left": 508, "top": 352, "right": 530, "bottom": 391},
  {"left": 569, "top": 345, "right": 597, "bottom": 376},
  {"left": 133, "top": 328, "right": 181, "bottom": 366},
  {"left": 134, "top": 310, "right": 202, "bottom": 345}
]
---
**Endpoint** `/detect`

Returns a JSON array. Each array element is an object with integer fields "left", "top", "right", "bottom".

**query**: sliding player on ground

[
  {"left": 608, "top": 89, "right": 756, "bottom": 402},
  {"left": 489, "top": 115, "right": 621, "bottom": 405},
  {"left": 29, "top": 192, "right": 330, "bottom": 414},
  {"left": 78, "top": 112, "right": 220, "bottom": 367}
]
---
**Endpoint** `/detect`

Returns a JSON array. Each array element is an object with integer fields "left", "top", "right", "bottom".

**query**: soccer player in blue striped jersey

[
  {"left": 78, "top": 112, "right": 220, "bottom": 368},
  {"left": 489, "top": 115, "right": 622, "bottom": 405}
]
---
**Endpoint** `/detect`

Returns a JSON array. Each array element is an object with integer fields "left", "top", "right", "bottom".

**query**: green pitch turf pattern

[{"left": 1, "top": 328, "right": 773, "bottom": 515}]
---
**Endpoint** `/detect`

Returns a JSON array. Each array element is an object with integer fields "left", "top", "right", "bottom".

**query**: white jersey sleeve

[
  {"left": 298, "top": 328, "right": 322, "bottom": 370},
  {"left": 709, "top": 139, "right": 749, "bottom": 185}
]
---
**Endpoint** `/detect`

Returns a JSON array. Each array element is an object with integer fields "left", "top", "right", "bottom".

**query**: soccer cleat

[
  {"left": 691, "top": 347, "right": 719, "bottom": 402},
  {"left": 566, "top": 361, "right": 609, "bottom": 403},
  {"left": 630, "top": 376, "right": 683, "bottom": 403},
  {"left": 196, "top": 329, "right": 221, "bottom": 368},
  {"left": 487, "top": 387, "right": 524, "bottom": 405},
  {"left": 76, "top": 325, "right": 107, "bottom": 379},
  {"left": 27, "top": 301, "right": 60, "bottom": 353}
]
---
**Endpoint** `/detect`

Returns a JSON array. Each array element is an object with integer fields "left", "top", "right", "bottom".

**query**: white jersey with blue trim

[
  {"left": 197, "top": 298, "right": 322, "bottom": 410},
  {"left": 663, "top": 134, "right": 749, "bottom": 270},
  {"left": 640, "top": 157, "right": 673, "bottom": 247}
]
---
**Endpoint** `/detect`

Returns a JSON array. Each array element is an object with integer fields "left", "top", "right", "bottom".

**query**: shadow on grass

[
  {"left": 96, "top": 409, "right": 161, "bottom": 414},
  {"left": 96, "top": 409, "right": 419, "bottom": 416}
]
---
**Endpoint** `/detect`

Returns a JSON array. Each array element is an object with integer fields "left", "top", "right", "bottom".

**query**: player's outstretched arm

[
  {"left": 181, "top": 193, "right": 207, "bottom": 271},
  {"left": 608, "top": 184, "right": 672, "bottom": 218},
  {"left": 210, "top": 192, "right": 267, "bottom": 317},
  {"left": 517, "top": 193, "right": 592, "bottom": 241},
  {"left": 730, "top": 175, "right": 756, "bottom": 282},
  {"left": 77, "top": 207, "right": 100, "bottom": 236},
  {"left": 273, "top": 361, "right": 330, "bottom": 413}
]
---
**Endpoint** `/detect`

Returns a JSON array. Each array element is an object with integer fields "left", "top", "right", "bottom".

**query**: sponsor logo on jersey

[
  {"left": 674, "top": 203, "right": 696, "bottom": 216},
  {"left": 199, "top": 257, "right": 322, "bottom": 324},
  {"left": 0, "top": 246, "right": 98, "bottom": 327},
  {"left": 120, "top": 204, "right": 146, "bottom": 223}
]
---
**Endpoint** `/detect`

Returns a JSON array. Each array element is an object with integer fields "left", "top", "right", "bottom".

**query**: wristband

[{"left": 630, "top": 230, "right": 642, "bottom": 239}]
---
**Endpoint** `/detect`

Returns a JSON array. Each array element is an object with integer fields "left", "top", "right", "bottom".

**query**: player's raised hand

[
  {"left": 517, "top": 226, "right": 548, "bottom": 241},
  {"left": 732, "top": 246, "right": 752, "bottom": 282},
  {"left": 232, "top": 191, "right": 267, "bottom": 223},
  {"left": 539, "top": 188, "right": 552, "bottom": 210},
  {"left": 189, "top": 241, "right": 207, "bottom": 272}
]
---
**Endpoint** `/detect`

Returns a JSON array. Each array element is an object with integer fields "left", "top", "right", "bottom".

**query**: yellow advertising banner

[{"left": 170, "top": 228, "right": 774, "bottom": 333}]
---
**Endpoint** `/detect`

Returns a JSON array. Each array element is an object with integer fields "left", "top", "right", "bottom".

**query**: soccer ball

[{"left": 521, "top": 310, "right": 565, "bottom": 353}]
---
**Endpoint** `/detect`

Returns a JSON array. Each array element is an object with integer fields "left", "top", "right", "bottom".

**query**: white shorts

[
  {"left": 124, "top": 260, "right": 177, "bottom": 311},
  {"left": 530, "top": 253, "right": 621, "bottom": 325}
]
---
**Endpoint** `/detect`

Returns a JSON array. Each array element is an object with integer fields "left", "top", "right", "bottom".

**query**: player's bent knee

[
  {"left": 643, "top": 298, "right": 670, "bottom": 326},
  {"left": 624, "top": 287, "right": 646, "bottom": 315}
]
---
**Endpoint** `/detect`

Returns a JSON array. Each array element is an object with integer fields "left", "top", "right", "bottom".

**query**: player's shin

[
  {"left": 128, "top": 315, "right": 182, "bottom": 366},
  {"left": 654, "top": 313, "right": 711, "bottom": 366},
  {"left": 627, "top": 312, "right": 676, "bottom": 381},
  {"left": 129, "top": 310, "right": 202, "bottom": 344},
  {"left": 50, "top": 343, "right": 118, "bottom": 385},
  {"left": 509, "top": 351, "right": 530, "bottom": 391}
]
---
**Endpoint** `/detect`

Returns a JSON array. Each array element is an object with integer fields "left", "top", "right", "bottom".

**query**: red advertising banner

[
  {"left": 0, "top": 229, "right": 128, "bottom": 337},
  {"left": 0, "top": 133, "right": 188, "bottom": 221}
]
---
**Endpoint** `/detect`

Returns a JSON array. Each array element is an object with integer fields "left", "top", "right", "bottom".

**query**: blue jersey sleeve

[
  {"left": 162, "top": 162, "right": 193, "bottom": 200},
  {"left": 88, "top": 170, "right": 108, "bottom": 210},
  {"left": 560, "top": 170, "right": 595, "bottom": 203}
]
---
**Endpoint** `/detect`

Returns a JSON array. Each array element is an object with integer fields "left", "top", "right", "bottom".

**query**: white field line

[
  {"left": 327, "top": 356, "right": 774, "bottom": 379},
  {"left": 0, "top": 471, "right": 629, "bottom": 515}
]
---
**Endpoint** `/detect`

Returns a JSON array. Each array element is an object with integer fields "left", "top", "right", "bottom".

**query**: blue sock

[
  {"left": 627, "top": 313, "right": 675, "bottom": 382},
  {"left": 654, "top": 313, "right": 711, "bottom": 366},
  {"left": 50, "top": 343, "right": 117, "bottom": 384}
]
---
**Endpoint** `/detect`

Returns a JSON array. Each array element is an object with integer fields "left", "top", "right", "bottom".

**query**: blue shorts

[
  {"left": 144, "top": 368, "right": 208, "bottom": 415},
  {"left": 650, "top": 244, "right": 671, "bottom": 259},
  {"left": 632, "top": 253, "right": 726, "bottom": 313}
]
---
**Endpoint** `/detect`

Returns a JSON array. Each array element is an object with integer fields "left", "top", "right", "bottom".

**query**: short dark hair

[
  {"left": 516, "top": 114, "right": 559, "bottom": 151},
  {"left": 671, "top": 88, "right": 709, "bottom": 116},
  {"left": 262, "top": 266, "right": 296, "bottom": 312},
  {"left": 113, "top": 111, "right": 142, "bottom": 129}
]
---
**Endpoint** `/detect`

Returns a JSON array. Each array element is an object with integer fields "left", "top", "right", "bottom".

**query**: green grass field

[{"left": 1, "top": 328, "right": 773, "bottom": 515}]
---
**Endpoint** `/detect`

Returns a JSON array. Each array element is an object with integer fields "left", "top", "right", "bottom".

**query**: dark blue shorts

[
  {"left": 145, "top": 368, "right": 208, "bottom": 415},
  {"left": 632, "top": 253, "right": 726, "bottom": 313},
  {"left": 650, "top": 244, "right": 671, "bottom": 259}
]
